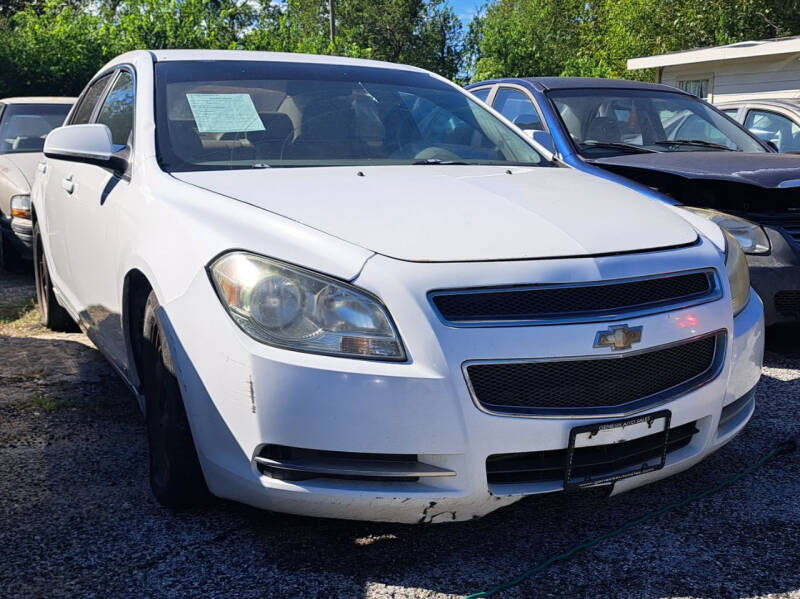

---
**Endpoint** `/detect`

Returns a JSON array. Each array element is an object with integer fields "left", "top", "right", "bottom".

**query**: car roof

[
  {"left": 0, "top": 97, "right": 76, "bottom": 105},
  {"left": 717, "top": 98, "right": 800, "bottom": 109},
  {"left": 468, "top": 76, "right": 686, "bottom": 94},
  {"left": 105, "top": 49, "right": 427, "bottom": 74}
]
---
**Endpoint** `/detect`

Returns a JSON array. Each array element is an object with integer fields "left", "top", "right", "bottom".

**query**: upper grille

[
  {"left": 465, "top": 333, "right": 723, "bottom": 417},
  {"left": 430, "top": 270, "right": 716, "bottom": 326}
]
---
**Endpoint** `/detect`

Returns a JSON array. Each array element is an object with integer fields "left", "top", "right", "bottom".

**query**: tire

[
  {"left": 141, "top": 291, "right": 207, "bottom": 508},
  {"left": 33, "top": 222, "right": 76, "bottom": 331},
  {"left": 0, "top": 231, "right": 24, "bottom": 273}
]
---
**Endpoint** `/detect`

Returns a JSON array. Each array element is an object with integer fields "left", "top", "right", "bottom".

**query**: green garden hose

[{"left": 466, "top": 436, "right": 799, "bottom": 599}]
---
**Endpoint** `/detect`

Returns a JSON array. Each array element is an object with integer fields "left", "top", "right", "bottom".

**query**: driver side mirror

[{"left": 44, "top": 124, "right": 128, "bottom": 172}]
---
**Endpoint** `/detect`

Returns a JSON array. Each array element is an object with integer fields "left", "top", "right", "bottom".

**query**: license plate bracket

[{"left": 564, "top": 410, "right": 671, "bottom": 489}]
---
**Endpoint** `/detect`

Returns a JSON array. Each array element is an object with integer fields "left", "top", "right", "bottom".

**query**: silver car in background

[
  {"left": 0, "top": 97, "right": 75, "bottom": 270},
  {"left": 717, "top": 98, "right": 800, "bottom": 153}
]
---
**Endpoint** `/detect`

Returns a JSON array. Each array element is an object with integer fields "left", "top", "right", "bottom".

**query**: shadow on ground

[{"left": 0, "top": 335, "right": 798, "bottom": 599}]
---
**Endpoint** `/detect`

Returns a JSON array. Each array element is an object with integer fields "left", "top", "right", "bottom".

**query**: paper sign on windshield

[{"left": 186, "top": 93, "right": 265, "bottom": 133}]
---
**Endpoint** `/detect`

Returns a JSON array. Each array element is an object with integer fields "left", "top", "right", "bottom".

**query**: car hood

[
  {"left": 1, "top": 152, "right": 43, "bottom": 187},
  {"left": 174, "top": 165, "right": 697, "bottom": 262},
  {"left": 591, "top": 151, "right": 800, "bottom": 189}
]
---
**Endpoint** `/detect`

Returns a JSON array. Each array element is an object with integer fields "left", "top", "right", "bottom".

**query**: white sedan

[{"left": 31, "top": 50, "right": 764, "bottom": 523}]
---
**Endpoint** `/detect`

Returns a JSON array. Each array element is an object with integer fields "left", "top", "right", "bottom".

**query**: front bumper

[
  {"left": 162, "top": 241, "right": 764, "bottom": 523},
  {"left": 747, "top": 227, "right": 800, "bottom": 326}
]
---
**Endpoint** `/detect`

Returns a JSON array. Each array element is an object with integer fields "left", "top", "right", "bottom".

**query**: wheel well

[{"left": 124, "top": 269, "right": 153, "bottom": 391}]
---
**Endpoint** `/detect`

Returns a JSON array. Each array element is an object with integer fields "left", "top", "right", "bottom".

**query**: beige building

[{"left": 627, "top": 36, "right": 800, "bottom": 103}]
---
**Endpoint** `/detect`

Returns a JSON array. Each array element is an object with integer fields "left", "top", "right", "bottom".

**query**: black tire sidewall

[{"left": 141, "top": 292, "right": 206, "bottom": 507}]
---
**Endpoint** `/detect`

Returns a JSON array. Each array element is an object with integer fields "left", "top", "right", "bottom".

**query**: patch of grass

[
  {"left": 0, "top": 295, "right": 35, "bottom": 322},
  {"left": 0, "top": 295, "right": 43, "bottom": 336},
  {"left": 20, "top": 393, "right": 85, "bottom": 413}
]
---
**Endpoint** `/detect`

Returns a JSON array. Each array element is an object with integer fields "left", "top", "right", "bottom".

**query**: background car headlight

[
  {"left": 10, "top": 195, "right": 31, "bottom": 219},
  {"left": 209, "top": 252, "right": 405, "bottom": 360},
  {"left": 722, "top": 229, "right": 751, "bottom": 316},
  {"left": 683, "top": 207, "right": 769, "bottom": 254}
]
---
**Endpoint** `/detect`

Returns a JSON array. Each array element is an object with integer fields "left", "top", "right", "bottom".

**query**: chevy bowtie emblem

[{"left": 594, "top": 324, "right": 643, "bottom": 351}]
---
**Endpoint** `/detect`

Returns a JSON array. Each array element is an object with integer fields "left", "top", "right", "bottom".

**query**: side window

[
  {"left": 97, "top": 71, "right": 135, "bottom": 148},
  {"left": 722, "top": 108, "right": 739, "bottom": 119},
  {"left": 493, "top": 88, "right": 543, "bottom": 131},
  {"left": 71, "top": 74, "right": 113, "bottom": 125},
  {"left": 470, "top": 87, "right": 491, "bottom": 103},
  {"left": 744, "top": 109, "right": 800, "bottom": 153}
]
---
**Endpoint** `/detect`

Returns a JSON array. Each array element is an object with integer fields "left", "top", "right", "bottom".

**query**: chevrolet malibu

[{"left": 32, "top": 50, "right": 764, "bottom": 523}]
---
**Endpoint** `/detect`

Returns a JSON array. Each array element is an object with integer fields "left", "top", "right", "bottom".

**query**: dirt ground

[{"left": 1, "top": 269, "right": 799, "bottom": 599}]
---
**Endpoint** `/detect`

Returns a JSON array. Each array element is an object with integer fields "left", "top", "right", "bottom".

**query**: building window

[{"left": 677, "top": 79, "right": 711, "bottom": 100}]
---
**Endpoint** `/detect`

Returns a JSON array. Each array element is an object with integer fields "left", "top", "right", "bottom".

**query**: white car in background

[
  {"left": 0, "top": 97, "right": 74, "bottom": 270},
  {"left": 32, "top": 50, "right": 763, "bottom": 523}
]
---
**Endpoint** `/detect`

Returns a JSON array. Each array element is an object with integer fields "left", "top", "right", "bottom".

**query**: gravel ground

[{"left": 1, "top": 269, "right": 799, "bottom": 599}]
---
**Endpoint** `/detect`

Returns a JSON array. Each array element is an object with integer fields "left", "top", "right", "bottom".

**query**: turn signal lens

[{"left": 10, "top": 195, "right": 31, "bottom": 219}]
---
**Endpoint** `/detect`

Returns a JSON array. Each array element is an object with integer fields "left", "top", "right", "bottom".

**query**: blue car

[{"left": 466, "top": 77, "right": 800, "bottom": 327}]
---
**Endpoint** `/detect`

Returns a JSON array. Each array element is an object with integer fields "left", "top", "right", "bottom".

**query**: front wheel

[
  {"left": 141, "top": 291, "right": 208, "bottom": 508},
  {"left": 33, "top": 222, "right": 76, "bottom": 331}
]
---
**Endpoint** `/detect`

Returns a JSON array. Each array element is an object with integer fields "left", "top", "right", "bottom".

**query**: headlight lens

[
  {"left": 10, "top": 194, "right": 31, "bottom": 219},
  {"left": 209, "top": 252, "right": 405, "bottom": 360},
  {"left": 723, "top": 230, "right": 751, "bottom": 316},
  {"left": 683, "top": 207, "right": 769, "bottom": 254}
]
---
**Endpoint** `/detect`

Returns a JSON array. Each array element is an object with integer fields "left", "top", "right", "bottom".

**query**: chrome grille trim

[{"left": 428, "top": 268, "right": 722, "bottom": 327}]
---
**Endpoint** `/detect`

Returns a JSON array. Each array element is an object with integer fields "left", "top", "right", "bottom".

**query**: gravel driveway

[{"left": 1, "top": 270, "right": 799, "bottom": 599}]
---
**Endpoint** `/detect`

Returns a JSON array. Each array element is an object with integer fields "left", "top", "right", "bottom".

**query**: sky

[{"left": 449, "top": 0, "right": 483, "bottom": 23}]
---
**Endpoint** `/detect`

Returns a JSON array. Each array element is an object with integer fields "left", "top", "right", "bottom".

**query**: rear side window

[
  {"left": 493, "top": 88, "right": 543, "bottom": 131},
  {"left": 470, "top": 88, "right": 491, "bottom": 103},
  {"left": 71, "top": 73, "right": 113, "bottom": 125},
  {"left": 97, "top": 71, "right": 135, "bottom": 147}
]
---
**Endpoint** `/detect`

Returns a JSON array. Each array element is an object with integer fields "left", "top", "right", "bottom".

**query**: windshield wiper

[
  {"left": 411, "top": 158, "right": 471, "bottom": 165},
  {"left": 578, "top": 141, "right": 658, "bottom": 154},
  {"left": 653, "top": 139, "right": 735, "bottom": 151}
]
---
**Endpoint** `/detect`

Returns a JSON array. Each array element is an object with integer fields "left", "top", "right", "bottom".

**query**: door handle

[
  {"left": 37, "top": 162, "right": 47, "bottom": 174},
  {"left": 61, "top": 175, "right": 74, "bottom": 194}
]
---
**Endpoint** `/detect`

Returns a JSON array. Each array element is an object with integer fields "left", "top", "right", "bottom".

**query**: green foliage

[
  {"left": 0, "top": 0, "right": 464, "bottom": 97},
  {"left": 470, "top": 0, "right": 800, "bottom": 82},
  {"left": 4, "top": 0, "right": 800, "bottom": 96},
  {"left": 0, "top": 0, "right": 108, "bottom": 96}
]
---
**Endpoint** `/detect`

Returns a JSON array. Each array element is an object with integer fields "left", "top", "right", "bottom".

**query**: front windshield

[
  {"left": 547, "top": 88, "right": 766, "bottom": 157},
  {"left": 0, "top": 104, "right": 72, "bottom": 154},
  {"left": 154, "top": 61, "right": 545, "bottom": 171}
]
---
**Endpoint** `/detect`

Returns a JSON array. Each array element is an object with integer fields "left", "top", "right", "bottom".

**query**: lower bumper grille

[
  {"left": 465, "top": 332, "right": 724, "bottom": 417},
  {"left": 255, "top": 445, "right": 455, "bottom": 482},
  {"left": 486, "top": 420, "right": 699, "bottom": 486},
  {"left": 775, "top": 290, "right": 800, "bottom": 316}
]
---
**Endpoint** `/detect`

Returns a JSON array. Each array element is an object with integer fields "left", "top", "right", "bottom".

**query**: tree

[
  {"left": 0, "top": 0, "right": 107, "bottom": 96},
  {"left": 468, "top": 0, "right": 586, "bottom": 81}
]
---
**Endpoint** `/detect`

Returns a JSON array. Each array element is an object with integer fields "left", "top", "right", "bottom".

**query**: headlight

[
  {"left": 683, "top": 207, "right": 769, "bottom": 254},
  {"left": 10, "top": 194, "right": 31, "bottom": 219},
  {"left": 209, "top": 252, "right": 405, "bottom": 360},
  {"left": 722, "top": 229, "right": 751, "bottom": 316}
]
